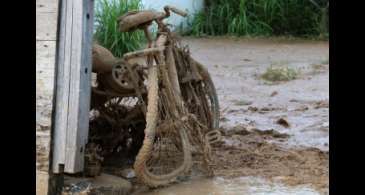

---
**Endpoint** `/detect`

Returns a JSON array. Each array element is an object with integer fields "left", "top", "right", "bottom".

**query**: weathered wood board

[{"left": 52, "top": 0, "right": 94, "bottom": 174}]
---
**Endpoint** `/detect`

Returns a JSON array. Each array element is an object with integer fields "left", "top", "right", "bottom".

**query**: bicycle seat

[{"left": 117, "top": 10, "right": 163, "bottom": 32}]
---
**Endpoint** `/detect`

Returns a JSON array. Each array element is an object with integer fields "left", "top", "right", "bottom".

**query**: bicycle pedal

[{"left": 205, "top": 129, "right": 222, "bottom": 144}]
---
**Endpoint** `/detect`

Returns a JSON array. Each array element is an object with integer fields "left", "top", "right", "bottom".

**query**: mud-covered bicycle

[{"left": 88, "top": 5, "right": 220, "bottom": 187}]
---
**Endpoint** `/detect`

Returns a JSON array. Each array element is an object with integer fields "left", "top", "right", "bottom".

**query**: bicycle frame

[{"left": 122, "top": 7, "right": 188, "bottom": 113}]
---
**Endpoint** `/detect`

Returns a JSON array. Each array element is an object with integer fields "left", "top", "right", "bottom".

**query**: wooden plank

[
  {"left": 53, "top": 0, "right": 94, "bottom": 173},
  {"left": 52, "top": 0, "right": 69, "bottom": 173},
  {"left": 76, "top": 0, "right": 94, "bottom": 170},
  {"left": 36, "top": 0, "right": 59, "bottom": 13},
  {"left": 65, "top": 0, "right": 84, "bottom": 172},
  {"left": 36, "top": 12, "right": 58, "bottom": 40},
  {"left": 64, "top": 0, "right": 94, "bottom": 173},
  {"left": 68, "top": 0, "right": 94, "bottom": 171}
]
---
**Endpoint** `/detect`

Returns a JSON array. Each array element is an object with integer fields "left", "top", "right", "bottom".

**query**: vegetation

[
  {"left": 94, "top": 0, "right": 145, "bottom": 57},
  {"left": 187, "top": 0, "right": 329, "bottom": 38},
  {"left": 261, "top": 66, "right": 299, "bottom": 82}
]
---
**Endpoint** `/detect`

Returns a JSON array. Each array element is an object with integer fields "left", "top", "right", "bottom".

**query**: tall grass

[
  {"left": 187, "top": 0, "right": 329, "bottom": 38},
  {"left": 94, "top": 0, "right": 144, "bottom": 58}
]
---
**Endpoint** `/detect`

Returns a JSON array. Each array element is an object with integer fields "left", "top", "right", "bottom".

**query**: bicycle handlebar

[
  {"left": 123, "top": 47, "right": 165, "bottom": 60},
  {"left": 163, "top": 6, "right": 188, "bottom": 17}
]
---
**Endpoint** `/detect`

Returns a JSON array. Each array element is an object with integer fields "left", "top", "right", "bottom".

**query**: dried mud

[{"left": 210, "top": 126, "right": 328, "bottom": 193}]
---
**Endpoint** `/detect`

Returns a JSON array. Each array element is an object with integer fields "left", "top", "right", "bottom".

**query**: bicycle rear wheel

[
  {"left": 191, "top": 58, "right": 220, "bottom": 130},
  {"left": 175, "top": 50, "right": 220, "bottom": 130}
]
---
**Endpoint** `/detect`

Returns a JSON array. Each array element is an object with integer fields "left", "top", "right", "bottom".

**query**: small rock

[
  {"left": 321, "top": 122, "right": 329, "bottom": 128},
  {"left": 91, "top": 174, "right": 132, "bottom": 195},
  {"left": 276, "top": 118, "right": 290, "bottom": 128},
  {"left": 223, "top": 125, "right": 251, "bottom": 136},
  {"left": 248, "top": 106, "right": 258, "bottom": 112},
  {"left": 120, "top": 168, "right": 136, "bottom": 179},
  {"left": 227, "top": 109, "right": 240, "bottom": 114},
  {"left": 270, "top": 91, "right": 278, "bottom": 97},
  {"left": 320, "top": 123, "right": 329, "bottom": 132},
  {"left": 253, "top": 129, "right": 290, "bottom": 139},
  {"left": 177, "top": 175, "right": 190, "bottom": 182},
  {"left": 220, "top": 117, "right": 229, "bottom": 122},
  {"left": 233, "top": 100, "right": 253, "bottom": 106},
  {"left": 259, "top": 107, "right": 273, "bottom": 113},
  {"left": 294, "top": 105, "right": 309, "bottom": 111},
  {"left": 314, "top": 100, "right": 329, "bottom": 109}
]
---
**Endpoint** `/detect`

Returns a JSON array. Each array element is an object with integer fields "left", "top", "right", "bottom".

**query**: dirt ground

[{"left": 181, "top": 37, "right": 329, "bottom": 194}]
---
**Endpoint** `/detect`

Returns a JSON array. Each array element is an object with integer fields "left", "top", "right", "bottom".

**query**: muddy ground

[
  {"left": 63, "top": 37, "right": 329, "bottom": 195},
  {"left": 185, "top": 37, "right": 329, "bottom": 152},
  {"left": 184, "top": 37, "right": 329, "bottom": 194},
  {"left": 132, "top": 37, "right": 329, "bottom": 195}
]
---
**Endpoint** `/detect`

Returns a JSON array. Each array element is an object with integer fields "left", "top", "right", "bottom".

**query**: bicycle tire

[
  {"left": 190, "top": 58, "right": 220, "bottom": 130},
  {"left": 133, "top": 65, "right": 192, "bottom": 187}
]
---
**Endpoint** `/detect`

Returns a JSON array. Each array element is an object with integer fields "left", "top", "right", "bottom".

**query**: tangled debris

[{"left": 84, "top": 102, "right": 146, "bottom": 177}]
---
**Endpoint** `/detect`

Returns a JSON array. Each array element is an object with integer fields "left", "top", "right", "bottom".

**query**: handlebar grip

[{"left": 164, "top": 6, "right": 188, "bottom": 17}]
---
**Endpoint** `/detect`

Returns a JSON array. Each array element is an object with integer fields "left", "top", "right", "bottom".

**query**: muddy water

[
  {"left": 183, "top": 37, "right": 329, "bottom": 151},
  {"left": 137, "top": 176, "right": 320, "bottom": 195}
]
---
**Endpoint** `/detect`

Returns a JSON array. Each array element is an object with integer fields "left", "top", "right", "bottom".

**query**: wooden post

[{"left": 52, "top": 0, "right": 94, "bottom": 174}]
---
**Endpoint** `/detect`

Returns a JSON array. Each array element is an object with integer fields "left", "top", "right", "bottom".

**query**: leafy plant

[
  {"left": 186, "top": 0, "right": 329, "bottom": 38},
  {"left": 94, "top": 0, "right": 145, "bottom": 57}
]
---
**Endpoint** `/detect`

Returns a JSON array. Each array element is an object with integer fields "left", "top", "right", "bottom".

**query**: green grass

[
  {"left": 186, "top": 0, "right": 329, "bottom": 38},
  {"left": 94, "top": 0, "right": 145, "bottom": 58},
  {"left": 261, "top": 66, "right": 299, "bottom": 82}
]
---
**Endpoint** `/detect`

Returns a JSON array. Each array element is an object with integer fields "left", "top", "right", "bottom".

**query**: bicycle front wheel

[{"left": 133, "top": 64, "right": 192, "bottom": 187}]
